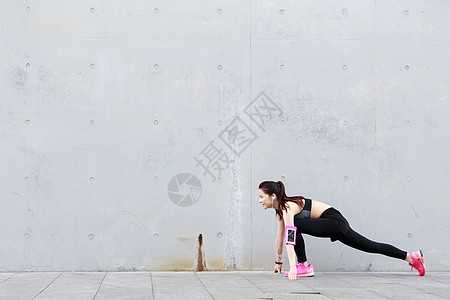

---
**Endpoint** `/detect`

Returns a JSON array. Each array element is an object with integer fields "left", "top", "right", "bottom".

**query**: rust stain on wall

[{"left": 196, "top": 234, "right": 208, "bottom": 271}]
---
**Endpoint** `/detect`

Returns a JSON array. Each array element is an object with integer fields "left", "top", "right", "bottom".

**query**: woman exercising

[{"left": 258, "top": 181, "right": 426, "bottom": 280}]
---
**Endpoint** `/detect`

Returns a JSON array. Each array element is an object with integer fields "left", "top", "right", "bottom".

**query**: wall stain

[
  {"left": 410, "top": 205, "right": 421, "bottom": 219},
  {"left": 120, "top": 210, "right": 151, "bottom": 236},
  {"left": 178, "top": 237, "right": 194, "bottom": 244},
  {"left": 156, "top": 259, "right": 194, "bottom": 271},
  {"left": 196, "top": 234, "right": 208, "bottom": 271}
]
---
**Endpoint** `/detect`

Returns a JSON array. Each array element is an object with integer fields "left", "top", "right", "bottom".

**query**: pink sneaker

[
  {"left": 409, "top": 250, "right": 426, "bottom": 276},
  {"left": 284, "top": 263, "right": 315, "bottom": 277}
]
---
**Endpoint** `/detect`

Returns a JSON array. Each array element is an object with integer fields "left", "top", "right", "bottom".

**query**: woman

[{"left": 258, "top": 181, "right": 426, "bottom": 280}]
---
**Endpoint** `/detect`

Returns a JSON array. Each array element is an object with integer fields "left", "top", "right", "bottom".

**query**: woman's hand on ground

[
  {"left": 274, "top": 264, "right": 282, "bottom": 273},
  {"left": 288, "top": 268, "right": 297, "bottom": 280}
]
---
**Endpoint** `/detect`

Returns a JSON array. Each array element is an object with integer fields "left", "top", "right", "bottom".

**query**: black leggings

[{"left": 294, "top": 211, "right": 407, "bottom": 263}]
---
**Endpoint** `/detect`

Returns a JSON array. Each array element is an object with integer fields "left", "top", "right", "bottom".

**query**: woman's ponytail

[{"left": 276, "top": 181, "right": 285, "bottom": 201}]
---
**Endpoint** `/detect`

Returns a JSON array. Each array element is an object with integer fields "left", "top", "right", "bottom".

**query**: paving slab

[
  {"left": 95, "top": 272, "right": 153, "bottom": 300},
  {"left": 34, "top": 273, "right": 106, "bottom": 300},
  {"left": 0, "top": 272, "right": 61, "bottom": 300}
]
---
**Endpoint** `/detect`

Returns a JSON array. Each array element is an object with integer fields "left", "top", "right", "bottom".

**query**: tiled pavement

[{"left": 0, "top": 271, "right": 448, "bottom": 300}]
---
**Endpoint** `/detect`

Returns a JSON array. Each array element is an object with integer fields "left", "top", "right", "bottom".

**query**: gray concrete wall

[{"left": 1, "top": 1, "right": 449, "bottom": 272}]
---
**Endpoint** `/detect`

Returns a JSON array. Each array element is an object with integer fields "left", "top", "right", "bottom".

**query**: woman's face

[{"left": 258, "top": 189, "right": 275, "bottom": 210}]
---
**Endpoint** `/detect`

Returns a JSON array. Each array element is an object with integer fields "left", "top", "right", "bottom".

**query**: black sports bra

[{"left": 295, "top": 198, "right": 312, "bottom": 220}]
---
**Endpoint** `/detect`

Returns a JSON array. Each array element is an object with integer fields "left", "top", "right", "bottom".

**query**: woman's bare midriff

[{"left": 310, "top": 199, "right": 331, "bottom": 219}]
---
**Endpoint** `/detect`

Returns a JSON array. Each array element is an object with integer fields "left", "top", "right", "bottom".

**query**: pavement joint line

[
  {"left": 406, "top": 284, "right": 448, "bottom": 300},
  {"left": 32, "top": 272, "right": 63, "bottom": 300},
  {"left": 240, "top": 272, "right": 326, "bottom": 297},
  {"left": 92, "top": 272, "right": 108, "bottom": 300},
  {"left": 0, "top": 272, "right": 18, "bottom": 284},
  {"left": 241, "top": 272, "right": 266, "bottom": 294},
  {"left": 358, "top": 285, "right": 391, "bottom": 300},
  {"left": 342, "top": 274, "right": 391, "bottom": 299},
  {"left": 194, "top": 272, "right": 215, "bottom": 300},
  {"left": 295, "top": 278, "right": 327, "bottom": 298},
  {"left": 430, "top": 293, "right": 449, "bottom": 300},
  {"left": 369, "top": 289, "right": 391, "bottom": 299},
  {"left": 150, "top": 272, "right": 155, "bottom": 300}
]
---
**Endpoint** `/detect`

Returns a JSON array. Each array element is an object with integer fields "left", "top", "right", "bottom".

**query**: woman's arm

[
  {"left": 282, "top": 209, "right": 298, "bottom": 280},
  {"left": 274, "top": 216, "right": 284, "bottom": 273},
  {"left": 275, "top": 217, "right": 285, "bottom": 262}
]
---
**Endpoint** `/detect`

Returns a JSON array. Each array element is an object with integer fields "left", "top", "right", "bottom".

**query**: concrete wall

[{"left": 1, "top": 1, "right": 449, "bottom": 272}]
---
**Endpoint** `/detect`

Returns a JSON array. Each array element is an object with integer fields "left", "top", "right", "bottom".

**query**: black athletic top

[{"left": 295, "top": 198, "right": 312, "bottom": 220}]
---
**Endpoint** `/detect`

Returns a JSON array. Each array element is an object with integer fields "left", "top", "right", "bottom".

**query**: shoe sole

[
  {"left": 298, "top": 272, "right": 315, "bottom": 277},
  {"left": 419, "top": 250, "right": 426, "bottom": 275},
  {"left": 284, "top": 271, "right": 315, "bottom": 277}
]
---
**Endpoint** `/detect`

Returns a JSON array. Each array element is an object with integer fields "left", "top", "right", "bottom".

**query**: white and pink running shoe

[
  {"left": 409, "top": 250, "right": 426, "bottom": 276},
  {"left": 285, "top": 263, "right": 315, "bottom": 277}
]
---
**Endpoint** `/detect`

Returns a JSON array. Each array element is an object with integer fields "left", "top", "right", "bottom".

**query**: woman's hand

[
  {"left": 288, "top": 267, "right": 297, "bottom": 280},
  {"left": 274, "top": 264, "right": 282, "bottom": 273}
]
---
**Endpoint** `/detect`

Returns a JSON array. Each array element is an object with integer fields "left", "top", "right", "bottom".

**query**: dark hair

[{"left": 258, "top": 181, "right": 305, "bottom": 220}]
